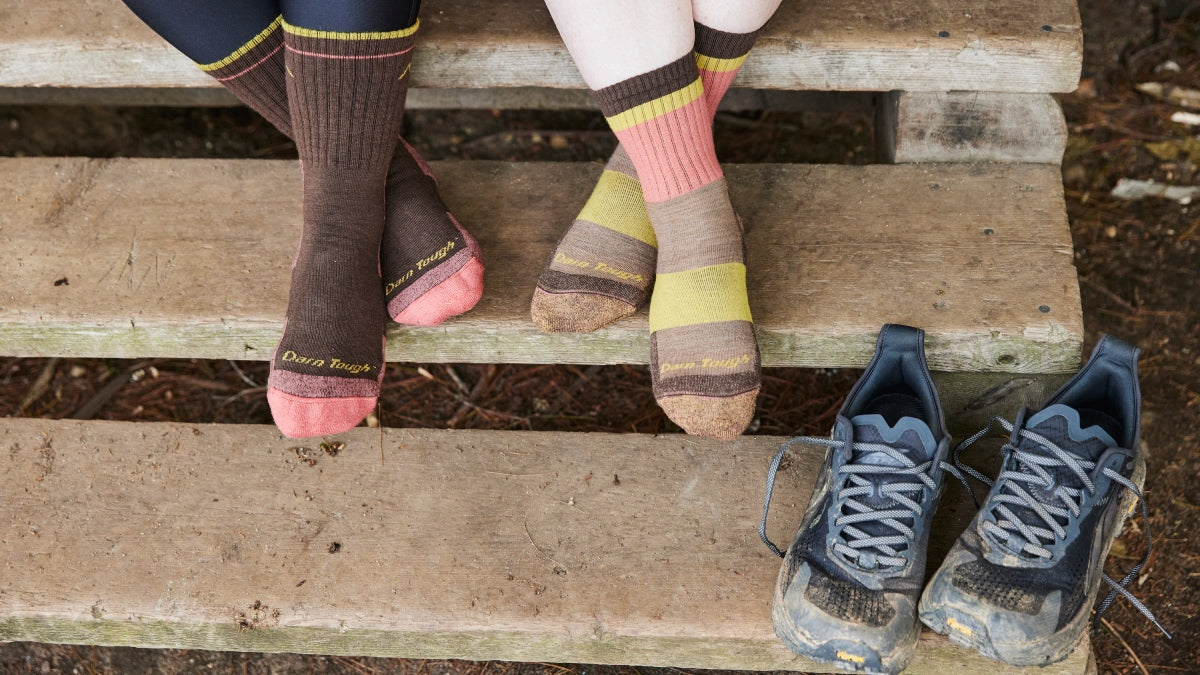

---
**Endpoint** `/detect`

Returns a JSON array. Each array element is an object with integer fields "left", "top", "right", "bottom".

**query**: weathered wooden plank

[
  {"left": 0, "top": 418, "right": 1092, "bottom": 673},
  {"left": 0, "top": 0, "right": 1081, "bottom": 93},
  {"left": 0, "top": 158, "right": 1082, "bottom": 372},
  {"left": 878, "top": 92, "right": 1068, "bottom": 164}
]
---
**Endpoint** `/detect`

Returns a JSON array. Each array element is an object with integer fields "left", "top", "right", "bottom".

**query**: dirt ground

[{"left": 1, "top": 0, "right": 1197, "bottom": 673}]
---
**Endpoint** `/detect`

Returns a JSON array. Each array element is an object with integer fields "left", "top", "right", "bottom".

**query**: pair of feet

[
  {"left": 762, "top": 326, "right": 1166, "bottom": 673},
  {"left": 531, "top": 145, "right": 759, "bottom": 440},
  {"left": 267, "top": 142, "right": 484, "bottom": 438}
]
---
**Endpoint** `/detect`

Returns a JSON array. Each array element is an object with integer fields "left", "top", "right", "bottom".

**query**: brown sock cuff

[
  {"left": 199, "top": 17, "right": 292, "bottom": 136},
  {"left": 591, "top": 53, "right": 700, "bottom": 118},
  {"left": 693, "top": 23, "right": 761, "bottom": 60},
  {"left": 283, "top": 20, "right": 418, "bottom": 168}
]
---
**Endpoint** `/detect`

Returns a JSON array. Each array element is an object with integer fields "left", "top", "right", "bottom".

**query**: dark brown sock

[
  {"left": 202, "top": 18, "right": 483, "bottom": 328},
  {"left": 265, "top": 20, "right": 417, "bottom": 438}
]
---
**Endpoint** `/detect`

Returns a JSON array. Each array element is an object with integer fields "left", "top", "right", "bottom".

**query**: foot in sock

[
  {"left": 594, "top": 55, "right": 760, "bottom": 438},
  {"left": 191, "top": 18, "right": 482, "bottom": 328},
  {"left": 531, "top": 24, "right": 761, "bottom": 334},
  {"left": 266, "top": 20, "right": 416, "bottom": 437},
  {"left": 381, "top": 140, "right": 484, "bottom": 326}
]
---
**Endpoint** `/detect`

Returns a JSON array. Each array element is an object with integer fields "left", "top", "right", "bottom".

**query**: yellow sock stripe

[
  {"left": 577, "top": 170, "right": 657, "bottom": 247},
  {"left": 649, "top": 262, "right": 752, "bottom": 333},
  {"left": 280, "top": 18, "right": 419, "bottom": 40},
  {"left": 694, "top": 53, "right": 748, "bottom": 73},
  {"left": 604, "top": 78, "right": 704, "bottom": 133},
  {"left": 197, "top": 16, "right": 282, "bottom": 71}
]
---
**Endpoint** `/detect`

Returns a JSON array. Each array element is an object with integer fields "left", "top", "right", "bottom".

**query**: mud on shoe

[
  {"left": 918, "top": 335, "right": 1170, "bottom": 666},
  {"left": 760, "top": 325, "right": 961, "bottom": 674}
]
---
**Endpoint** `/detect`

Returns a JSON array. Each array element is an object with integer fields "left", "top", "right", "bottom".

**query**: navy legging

[{"left": 122, "top": 0, "right": 421, "bottom": 64}]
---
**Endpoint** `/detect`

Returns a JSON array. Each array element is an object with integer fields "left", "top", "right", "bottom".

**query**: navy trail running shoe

[
  {"left": 760, "top": 324, "right": 962, "bottom": 674},
  {"left": 919, "top": 335, "right": 1169, "bottom": 666}
]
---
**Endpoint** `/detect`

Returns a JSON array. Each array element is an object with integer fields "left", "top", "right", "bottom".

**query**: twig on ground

[
  {"left": 227, "top": 360, "right": 260, "bottom": 387},
  {"left": 1101, "top": 617, "right": 1151, "bottom": 675},
  {"left": 1079, "top": 275, "right": 1140, "bottom": 313},
  {"left": 447, "top": 365, "right": 496, "bottom": 428},
  {"left": 15, "top": 357, "right": 59, "bottom": 415},
  {"left": 543, "top": 365, "right": 602, "bottom": 417},
  {"left": 70, "top": 359, "right": 160, "bottom": 420},
  {"left": 444, "top": 365, "right": 470, "bottom": 394}
]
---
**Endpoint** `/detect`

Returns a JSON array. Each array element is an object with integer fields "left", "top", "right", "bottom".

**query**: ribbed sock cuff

[
  {"left": 197, "top": 17, "right": 292, "bottom": 135},
  {"left": 693, "top": 23, "right": 761, "bottom": 61},
  {"left": 591, "top": 53, "right": 700, "bottom": 119}
]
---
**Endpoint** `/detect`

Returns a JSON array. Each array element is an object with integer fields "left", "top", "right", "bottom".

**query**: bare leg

[
  {"left": 691, "top": 0, "right": 783, "bottom": 34},
  {"left": 543, "top": 0, "right": 694, "bottom": 89}
]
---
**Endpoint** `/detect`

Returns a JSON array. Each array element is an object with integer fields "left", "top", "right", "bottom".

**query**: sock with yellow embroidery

[
  {"left": 594, "top": 54, "right": 760, "bottom": 439},
  {"left": 266, "top": 20, "right": 417, "bottom": 438},
  {"left": 531, "top": 23, "right": 760, "bottom": 333},
  {"left": 195, "top": 17, "right": 483, "bottom": 328}
]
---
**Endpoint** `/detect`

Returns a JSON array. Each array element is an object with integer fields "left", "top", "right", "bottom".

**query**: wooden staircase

[{"left": 0, "top": 0, "right": 1093, "bottom": 672}]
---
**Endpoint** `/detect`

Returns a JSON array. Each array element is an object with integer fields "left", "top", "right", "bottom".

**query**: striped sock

[
  {"left": 265, "top": 20, "right": 417, "bottom": 438},
  {"left": 199, "top": 18, "right": 483, "bottom": 328},
  {"left": 594, "top": 55, "right": 760, "bottom": 439},
  {"left": 531, "top": 24, "right": 759, "bottom": 334}
]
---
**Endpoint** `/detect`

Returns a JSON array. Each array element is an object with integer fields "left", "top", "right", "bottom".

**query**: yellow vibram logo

[
  {"left": 836, "top": 651, "right": 865, "bottom": 664},
  {"left": 947, "top": 617, "right": 974, "bottom": 636}
]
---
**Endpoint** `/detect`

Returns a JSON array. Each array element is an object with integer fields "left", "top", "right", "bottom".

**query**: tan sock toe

[
  {"left": 657, "top": 389, "right": 758, "bottom": 440},
  {"left": 531, "top": 288, "right": 639, "bottom": 333}
]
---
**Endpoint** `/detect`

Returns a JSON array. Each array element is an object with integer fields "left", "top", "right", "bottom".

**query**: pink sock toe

[
  {"left": 268, "top": 388, "right": 377, "bottom": 439},
  {"left": 392, "top": 257, "right": 485, "bottom": 326}
]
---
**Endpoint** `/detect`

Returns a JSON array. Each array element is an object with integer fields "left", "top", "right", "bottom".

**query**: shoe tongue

[
  {"left": 1024, "top": 404, "right": 1118, "bottom": 461},
  {"left": 849, "top": 414, "right": 937, "bottom": 464},
  {"left": 832, "top": 415, "right": 936, "bottom": 565}
]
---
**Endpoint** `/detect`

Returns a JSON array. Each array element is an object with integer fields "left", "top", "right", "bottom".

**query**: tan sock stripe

[
  {"left": 647, "top": 178, "right": 743, "bottom": 273},
  {"left": 537, "top": 269, "right": 646, "bottom": 307},
  {"left": 605, "top": 145, "right": 639, "bottom": 179},
  {"left": 549, "top": 220, "right": 657, "bottom": 287},
  {"left": 651, "top": 321, "right": 759, "bottom": 377},
  {"left": 650, "top": 322, "right": 761, "bottom": 398}
]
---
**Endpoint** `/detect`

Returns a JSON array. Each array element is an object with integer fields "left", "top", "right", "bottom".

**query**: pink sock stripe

[
  {"left": 284, "top": 45, "right": 414, "bottom": 60},
  {"left": 269, "top": 369, "right": 381, "bottom": 398},
  {"left": 700, "top": 69, "right": 739, "bottom": 120},
  {"left": 614, "top": 97, "right": 722, "bottom": 202},
  {"left": 215, "top": 43, "right": 284, "bottom": 81}
]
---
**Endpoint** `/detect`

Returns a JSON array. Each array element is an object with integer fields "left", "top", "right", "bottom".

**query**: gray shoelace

[
  {"left": 953, "top": 416, "right": 1171, "bottom": 639},
  {"left": 760, "top": 435, "right": 968, "bottom": 571}
]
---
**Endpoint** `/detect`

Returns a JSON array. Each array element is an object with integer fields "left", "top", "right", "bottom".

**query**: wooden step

[
  {"left": 1, "top": 158, "right": 1082, "bottom": 373},
  {"left": 0, "top": 418, "right": 1092, "bottom": 673},
  {"left": 4, "top": 0, "right": 1081, "bottom": 94}
]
